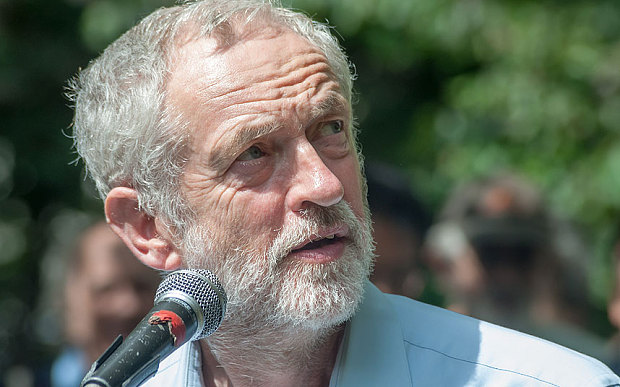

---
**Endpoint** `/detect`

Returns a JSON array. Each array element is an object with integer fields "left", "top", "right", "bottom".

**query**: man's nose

[{"left": 286, "top": 142, "right": 344, "bottom": 212}]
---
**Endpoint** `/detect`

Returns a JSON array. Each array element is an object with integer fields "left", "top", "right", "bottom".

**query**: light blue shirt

[
  {"left": 51, "top": 347, "right": 88, "bottom": 387},
  {"left": 145, "top": 281, "right": 619, "bottom": 386}
]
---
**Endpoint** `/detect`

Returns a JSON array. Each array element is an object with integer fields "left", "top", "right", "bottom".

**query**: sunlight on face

[{"left": 167, "top": 24, "right": 372, "bottom": 331}]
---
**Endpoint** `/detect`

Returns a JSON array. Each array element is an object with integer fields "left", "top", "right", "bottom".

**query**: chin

[{"left": 270, "top": 248, "right": 370, "bottom": 330}]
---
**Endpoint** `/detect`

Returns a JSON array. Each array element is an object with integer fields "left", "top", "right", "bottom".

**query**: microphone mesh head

[{"left": 155, "top": 269, "right": 227, "bottom": 339}]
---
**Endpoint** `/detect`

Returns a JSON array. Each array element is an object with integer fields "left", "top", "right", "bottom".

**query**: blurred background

[{"left": 2, "top": 0, "right": 620, "bottom": 384}]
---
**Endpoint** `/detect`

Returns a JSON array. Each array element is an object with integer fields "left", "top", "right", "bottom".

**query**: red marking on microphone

[{"left": 148, "top": 310, "right": 186, "bottom": 346}]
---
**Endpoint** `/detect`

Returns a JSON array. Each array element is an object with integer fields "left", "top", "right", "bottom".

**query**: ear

[{"left": 105, "top": 187, "right": 182, "bottom": 271}]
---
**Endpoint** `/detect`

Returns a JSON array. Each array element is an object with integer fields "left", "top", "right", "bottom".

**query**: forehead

[
  {"left": 169, "top": 23, "right": 331, "bottom": 92},
  {"left": 165, "top": 24, "right": 346, "bottom": 150},
  {"left": 77, "top": 227, "right": 125, "bottom": 275}
]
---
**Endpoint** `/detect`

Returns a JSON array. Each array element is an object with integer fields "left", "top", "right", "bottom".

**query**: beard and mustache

[{"left": 180, "top": 200, "right": 375, "bottom": 333}]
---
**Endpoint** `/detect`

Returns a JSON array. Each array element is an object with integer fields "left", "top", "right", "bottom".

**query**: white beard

[{"left": 182, "top": 200, "right": 375, "bottom": 332}]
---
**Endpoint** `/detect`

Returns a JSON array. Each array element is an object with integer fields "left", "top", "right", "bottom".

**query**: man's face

[
  {"left": 166, "top": 25, "right": 372, "bottom": 329},
  {"left": 67, "top": 225, "right": 161, "bottom": 362}
]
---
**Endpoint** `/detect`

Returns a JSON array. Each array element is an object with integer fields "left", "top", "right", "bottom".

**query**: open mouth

[
  {"left": 286, "top": 226, "right": 349, "bottom": 263},
  {"left": 293, "top": 235, "right": 344, "bottom": 252}
]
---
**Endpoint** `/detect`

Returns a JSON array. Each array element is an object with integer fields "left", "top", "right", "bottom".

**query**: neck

[{"left": 200, "top": 321, "right": 345, "bottom": 387}]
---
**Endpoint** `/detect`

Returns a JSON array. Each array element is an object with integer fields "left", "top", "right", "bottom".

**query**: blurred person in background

[
  {"left": 365, "top": 162, "right": 438, "bottom": 302},
  {"left": 425, "top": 172, "right": 612, "bottom": 364},
  {"left": 50, "top": 221, "right": 161, "bottom": 387}
]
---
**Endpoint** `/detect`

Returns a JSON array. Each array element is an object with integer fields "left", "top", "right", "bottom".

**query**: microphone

[{"left": 80, "top": 269, "right": 227, "bottom": 387}]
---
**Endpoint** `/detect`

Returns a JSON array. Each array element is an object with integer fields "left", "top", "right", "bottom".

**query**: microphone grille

[{"left": 155, "top": 269, "right": 227, "bottom": 340}]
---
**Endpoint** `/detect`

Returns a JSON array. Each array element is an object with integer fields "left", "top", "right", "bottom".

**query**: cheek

[
  {"left": 236, "top": 191, "right": 284, "bottom": 227},
  {"left": 211, "top": 189, "right": 286, "bottom": 248},
  {"left": 185, "top": 175, "right": 248, "bottom": 226}
]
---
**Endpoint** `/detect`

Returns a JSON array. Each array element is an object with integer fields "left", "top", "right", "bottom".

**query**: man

[
  {"left": 51, "top": 221, "right": 161, "bottom": 387},
  {"left": 425, "top": 172, "right": 613, "bottom": 366},
  {"left": 68, "top": 0, "right": 618, "bottom": 385}
]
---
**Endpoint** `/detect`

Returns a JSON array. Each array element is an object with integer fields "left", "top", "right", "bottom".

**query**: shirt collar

[{"left": 330, "top": 281, "right": 412, "bottom": 386}]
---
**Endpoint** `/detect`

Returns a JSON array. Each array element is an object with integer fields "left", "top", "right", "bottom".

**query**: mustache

[{"left": 268, "top": 201, "right": 361, "bottom": 264}]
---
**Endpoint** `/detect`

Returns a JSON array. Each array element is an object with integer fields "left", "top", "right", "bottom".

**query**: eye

[
  {"left": 236, "top": 145, "right": 265, "bottom": 161},
  {"left": 320, "top": 120, "right": 344, "bottom": 136}
]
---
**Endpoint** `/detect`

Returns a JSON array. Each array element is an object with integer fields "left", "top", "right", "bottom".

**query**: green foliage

[{"left": 79, "top": 0, "right": 177, "bottom": 51}]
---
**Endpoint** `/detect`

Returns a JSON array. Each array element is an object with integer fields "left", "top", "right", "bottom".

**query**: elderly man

[{"left": 69, "top": 0, "right": 618, "bottom": 385}]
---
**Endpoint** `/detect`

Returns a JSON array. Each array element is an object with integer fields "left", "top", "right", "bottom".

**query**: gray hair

[{"left": 68, "top": 0, "right": 356, "bottom": 234}]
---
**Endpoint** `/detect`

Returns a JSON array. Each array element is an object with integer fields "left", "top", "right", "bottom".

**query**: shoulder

[
  {"left": 383, "top": 292, "right": 620, "bottom": 386},
  {"left": 50, "top": 347, "right": 88, "bottom": 387}
]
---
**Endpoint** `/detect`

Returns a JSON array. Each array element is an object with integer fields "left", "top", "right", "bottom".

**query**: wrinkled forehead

[
  {"left": 168, "top": 19, "right": 335, "bottom": 92},
  {"left": 164, "top": 22, "right": 345, "bottom": 136}
]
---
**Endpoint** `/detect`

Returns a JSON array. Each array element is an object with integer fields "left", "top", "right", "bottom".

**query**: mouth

[
  {"left": 295, "top": 234, "right": 343, "bottom": 251},
  {"left": 288, "top": 227, "right": 349, "bottom": 264}
]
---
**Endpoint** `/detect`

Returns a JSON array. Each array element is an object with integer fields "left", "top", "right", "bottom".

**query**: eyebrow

[
  {"left": 207, "top": 93, "right": 351, "bottom": 171},
  {"left": 207, "top": 120, "right": 280, "bottom": 171},
  {"left": 310, "top": 94, "right": 350, "bottom": 123}
]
